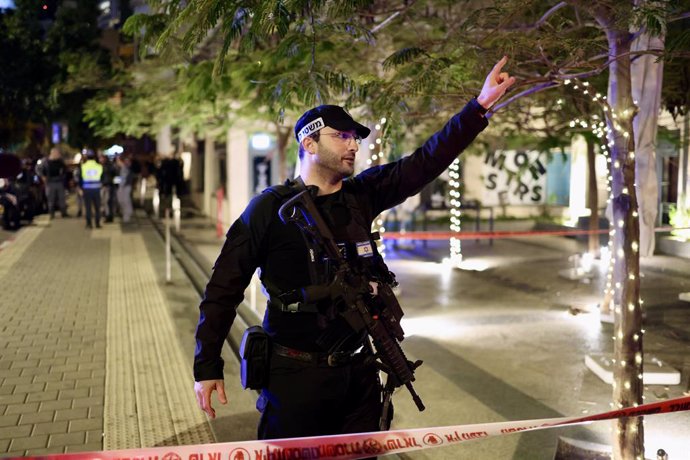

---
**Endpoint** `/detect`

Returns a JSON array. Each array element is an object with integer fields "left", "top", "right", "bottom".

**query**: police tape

[
  {"left": 382, "top": 225, "right": 688, "bottom": 240},
  {"left": 15, "top": 395, "right": 690, "bottom": 460}
]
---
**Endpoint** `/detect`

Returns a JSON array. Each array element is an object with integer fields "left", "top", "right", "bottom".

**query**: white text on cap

[{"left": 297, "top": 117, "right": 325, "bottom": 143}]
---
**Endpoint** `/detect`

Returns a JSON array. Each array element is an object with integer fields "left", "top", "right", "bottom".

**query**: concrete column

[
  {"left": 568, "top": 134, "right": 588, "bottom": 223},
  {"left": 227, "top": 127, "right": 250, "bottom": 225},
  {"left": 157, "top": 124, "right": 174, "bottom": 157},
  {"left": 189, "top": 137, "right": 200, "bottom": 195},
  {"left": 203, "top": 134, "right": 217, "bottom": 218},
  {"left": 680, "top": 115, "right": 690, "bottom": 211},
  {"left": 631, "top": 28, "right": 664, "bottom": 257}
]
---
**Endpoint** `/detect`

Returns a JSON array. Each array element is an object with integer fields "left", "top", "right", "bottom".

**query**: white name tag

[
  {"left": 297, "top": 117, "right": 324, "bottom": 143},
  {"left": 356, "top": 241, "right": 374, "bottom": 258}
]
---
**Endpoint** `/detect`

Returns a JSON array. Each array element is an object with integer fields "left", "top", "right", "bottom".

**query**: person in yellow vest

[{"left": 79, "top": 149, "right": 103, "bottom": 229}]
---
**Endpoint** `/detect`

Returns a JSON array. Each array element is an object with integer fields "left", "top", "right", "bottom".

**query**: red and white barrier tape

[
  {"left": 382, "top": 226, "right": 689, "bottom": 240},
  {"left": 14, "top": 395, "right": 690, "bottom": 460}
]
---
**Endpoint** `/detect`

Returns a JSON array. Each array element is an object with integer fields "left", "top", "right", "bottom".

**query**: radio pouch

[{"left": 239, "top": 326, "right": 271, "bottom": 390}]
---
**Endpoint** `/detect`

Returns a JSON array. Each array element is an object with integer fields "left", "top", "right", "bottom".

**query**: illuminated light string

[
  {"left": 563, "top": 80, "right": 619, "bottom": 315},
  {"left": 563, "top": 79, "right": 644, "bottom": 374},
  {"left": 368, "top": 117, "right": 388, "bottom": 258},
  {"left": 373, "top": 79, "right": 642, "bottom": 355},
  {"left": 369, "top": 117, "right": 462, "bottom": 263},
  {"left": 449, "top": 159, "right": 462, "bottom": 263}
]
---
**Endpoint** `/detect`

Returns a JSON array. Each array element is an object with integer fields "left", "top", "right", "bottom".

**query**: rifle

[{"left": 278, "top": 186, "right": 425, "bottom": 430}]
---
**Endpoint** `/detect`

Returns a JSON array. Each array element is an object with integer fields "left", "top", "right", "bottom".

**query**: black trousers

[
  {"left": 257, "top": 352, "right": 384, "bottom": 440},
  {"left": 83, "top": 188, "right": 101, "bottom": 226}
]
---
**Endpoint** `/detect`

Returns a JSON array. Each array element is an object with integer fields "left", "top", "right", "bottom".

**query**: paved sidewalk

[
  {"left": 0, "top": 214, "right": 214, "bottom": 456},
  {"left": 2, "top": 209, "right": 689, "bottom": 459},
  {"left": 173, "top": 215, "right": 690, "bottom": 460}
]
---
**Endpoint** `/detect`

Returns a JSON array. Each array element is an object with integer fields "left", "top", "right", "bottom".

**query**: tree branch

[
  {"left": 488, "top": 81, "right": 560, "bottom": 117},
  {"left": 364, "top": 1, "right": 418, "bottom": 38},
  {"left": 502, "top": 2, "right": 570, "bottom": 31},
  {"left": 669, "top": 12, "right": 690, "bottom": 23},
  {"left": 371, "top": 11, "right": 401, "bottom": 35}
]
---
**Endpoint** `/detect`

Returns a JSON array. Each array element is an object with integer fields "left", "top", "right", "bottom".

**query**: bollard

[
  {"left": 172, "top": 195, "right": 181, "bottom": 232},
  {"left": 165, "top": 208, "right": 171, "bottom": 283},
  {"left": 153, "top": 189, "right": 160, "bottom": 218},
  {"left": 139, "top": 177, "right": 147, "bottom": 207},
  {"left": 657, "top": 449, "right": 668, "bottom": 460},
  {"left": 216, "top": 187, "right": 224, "bottom": 238}
]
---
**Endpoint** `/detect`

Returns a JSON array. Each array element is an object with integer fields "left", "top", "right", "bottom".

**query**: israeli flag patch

[{"left": 356, "top": 241, "right": 374, "bottom": 258}]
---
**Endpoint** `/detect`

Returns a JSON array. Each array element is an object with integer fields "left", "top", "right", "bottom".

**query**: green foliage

[
  {"left": 382, "top": 47, "right": 430, "bottom": 70},
  {"left": 632, "top": 0, "right": 671, "bottom": 37},
  {"left": 86, "top": 0, "right": 689, "bottom": 171},
  {"left": 661, "top": 5, "right": 690, "bottom": 116},
  {"left": 122, "top": 13, "right": 170, "bottom": 55},
  {"left": 0, "top": 3, "right": 53, "bottom": 149},
  {"left": 44, "top": 0, "right": 113, "bottom": 149}
]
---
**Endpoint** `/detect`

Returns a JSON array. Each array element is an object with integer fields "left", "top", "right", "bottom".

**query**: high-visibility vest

[{"left": 81, "top": 160, "right": 103, "bottom": 189}]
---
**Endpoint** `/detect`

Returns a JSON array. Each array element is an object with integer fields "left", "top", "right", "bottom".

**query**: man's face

[{"left": 313, "top": 128, "right": 359, "bottom": 178}]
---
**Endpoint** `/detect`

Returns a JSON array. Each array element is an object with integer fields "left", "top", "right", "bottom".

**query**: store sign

[{"left": 482, "top": 150, "right": 546, "bottom": 206}]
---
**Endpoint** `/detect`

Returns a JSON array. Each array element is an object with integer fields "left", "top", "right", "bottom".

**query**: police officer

[
  {"left": 80, "top": 149, "right": 103, "bottom": 229},
  {"left": 40, "top": 147, "right": 68, "bottom": 219},
  {"left": 194, "top": 57, "right": 515, "bottom": 438}
]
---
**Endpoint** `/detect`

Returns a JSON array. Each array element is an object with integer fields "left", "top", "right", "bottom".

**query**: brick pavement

[
  {"left": 0, "top": 215, "right": 213, "bottom": 457},
  {"left": 5, "top": 211, "right": 687, "bottom": 459}
]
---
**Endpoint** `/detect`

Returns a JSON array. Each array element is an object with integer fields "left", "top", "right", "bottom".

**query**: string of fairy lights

[
  {"left": 369, "top": 117, "right": 461, "bottom": 263},
  {"left": 368, "top": 117, "right": 388, "bottom": 258},
  {"left": 563, "top": 79, "right": 645, "bottom": 412},
  {"left": 562, "top": 80, "right": 618, "bottom": 319},
  {"left": 369, "top": 81, "right": 645, "bottom": 417},
  {"left": 370, "top": 86, "right": 645, "bottom": 405},
  {"left": 448, "top": 159, "right": 462, "bottom": 263}
]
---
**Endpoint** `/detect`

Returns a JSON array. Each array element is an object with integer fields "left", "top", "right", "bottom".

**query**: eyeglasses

[{"left": 320, "top": 131, "right": 362, "bottom": 145}]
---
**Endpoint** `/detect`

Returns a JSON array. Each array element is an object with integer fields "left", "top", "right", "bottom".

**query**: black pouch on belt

[{"left": 239, "top": 326, "right": 271, "bottom": 390}]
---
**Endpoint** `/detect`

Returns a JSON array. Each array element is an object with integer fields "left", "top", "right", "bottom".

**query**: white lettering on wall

[{"left": 482, "top": 150, "right": 546, "bottom": 206}]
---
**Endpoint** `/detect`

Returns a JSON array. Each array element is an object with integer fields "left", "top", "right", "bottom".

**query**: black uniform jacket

[{"left": 194, "top": 100, "right": 488, "bottom": 381}]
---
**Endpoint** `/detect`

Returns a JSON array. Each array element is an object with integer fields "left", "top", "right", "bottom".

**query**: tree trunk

[
  {"left": 273, "top": 124, "right": 293, "bottom": 182},
  {"left": 603, "top": 25, "right": 645, "bottom": 460},
  {"left": 680, "top": 114, "right": 690, "bottom": 213},
  {"left": 631, "top": 15, "right": 665, "bottom": 257},
  {"left": 586, "top": 136, "right": 601, "bottom": 257}
]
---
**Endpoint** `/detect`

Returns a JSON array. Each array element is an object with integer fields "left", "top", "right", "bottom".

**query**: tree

[
  {"left": 479, "top": 2, "right": 683, "bottom": 457},
  {"left": 0, "top": 0, "right": 54, "bottom": 152},
  {"left": 0, "top": 0, "right": 117, "bottom": 153},
  {"left": 45, "top": 0, "right": 114, "bottom": 149},
  {"left": 94, "top": 4, "right": 690, "bottom": 457}
]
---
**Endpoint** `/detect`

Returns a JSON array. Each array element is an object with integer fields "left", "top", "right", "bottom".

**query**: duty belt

[
  {"left": 268, "top": 297, "right": 319, "bottom": 314},
  {"left": 272, "top": 343, "right": 364, "bottom": 367}
]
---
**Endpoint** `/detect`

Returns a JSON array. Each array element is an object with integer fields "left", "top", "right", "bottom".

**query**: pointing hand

[{"left": 477, "top": 56, "right": 516, "bottom": 110}]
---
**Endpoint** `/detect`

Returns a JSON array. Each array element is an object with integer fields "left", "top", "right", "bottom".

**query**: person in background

[
  {"left": 71, "top": 165, "right": 83, "bottom": 218},
  {"left": 99, "top": 153, "right": 117, "bottom": 223},
  {"left": 156, "top": 152, "right": 184, "bottom": 218},
  {"left": 40, "top": 147, "right": 68, "bottom": 219},
  {"left": 80, "top": 149, "right": 103, "bottom": 229},
  {"left": 116, "top": 155, "right": 134, "bottom": 224}
]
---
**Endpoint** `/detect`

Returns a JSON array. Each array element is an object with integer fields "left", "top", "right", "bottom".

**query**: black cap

[{"left": 294, "top": 105, "right": 371, "bottom": 143}]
